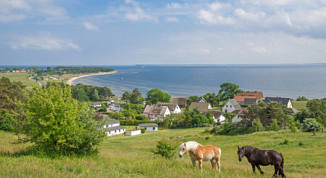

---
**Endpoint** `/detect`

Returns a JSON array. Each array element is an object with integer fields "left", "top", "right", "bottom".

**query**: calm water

[{"left": 72, "top": 65, "right": 326, "bottom": 99}]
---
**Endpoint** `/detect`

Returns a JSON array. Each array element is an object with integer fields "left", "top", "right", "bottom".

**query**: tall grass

[{"left": 1, "top": 128, "right": 326, "bottom": 177}]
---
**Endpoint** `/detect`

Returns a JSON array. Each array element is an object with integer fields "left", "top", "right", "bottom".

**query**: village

[{"left": 92, "top": 90, "right": 297, "bottom": 137}]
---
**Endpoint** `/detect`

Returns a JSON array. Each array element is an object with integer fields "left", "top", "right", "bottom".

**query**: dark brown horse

[{"left": 237, "top": 146, "right": 286, "bottom": 178}]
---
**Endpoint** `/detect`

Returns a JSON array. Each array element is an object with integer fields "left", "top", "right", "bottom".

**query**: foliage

[
  {"left": 122, "top": 88, "right": 144, "bottom": 104},
  {"left": 0, "top": 111, "right": 15, "bottom": 131},
  {"left": 121, "top": 103, "right": 143, "bottom": 114},
  {"left": 16, "top": 83, "right": 106, "bottom": 155},
  {"left": 306, "top": 98, "right": 326, "bottom": 126},
  {"left": 266, "top": 119, "right": 281, "bottom": 131},
  {"left": 71, "top": 84, "right": 114, "bottom": 101},
  {"left": 187, "top": 95, "right": 199, "bottom": 104},
  {"left": 296, "top": 96, "right": 309, "bottom": 101},
  {"left": 218, "top": 82, "right": 242, "bottom": 102},
  {"left": 243, "top": 101, "right": 292, "bottom": 127},
  {"left": 153, "top": 138, "right": 176, "bottom": 159},
  {"left": 141, "top": 128, "right": 145, "bottom": 133},
  {"left": 146, "top": 88, "right": 171, "bottom": 104},
  {"left": 120, "top": 120, "right": 157, "bottom": 126},
  {"left": 224, "top": 112, "right": 236, "bottom": 122},
  {"left": 31, "top": 66, "right": 114, "bottom": 76},
  {"left": 302, "top": 118, "right": 324, "bottom": 132},
  {"left": 210, "top": 122, "right": 255, "bottom": 135},
  {"left": 252, "top": 118, "right": 264, "bottom": 132},
  {"left": 203, "top": 93, "right": 219, "bottom": 106}
]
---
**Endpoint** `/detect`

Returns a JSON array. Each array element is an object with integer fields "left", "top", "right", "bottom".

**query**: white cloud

[
  {"left": 165, "top": 17, "right": 179, "bottom": 22},
  {"left": 83, "top": 22, "right": 98, "bottom": 30},
  {"left": 124, "top": 0, "right": 157, "bottom": 22},
  {"left": 235, "top": 9, "right": 265, "bottom": 22},
  {"left": 166, "top": 3, "right": 182, "bottom": 9},
  {"left": 197, "top": 9, "right": 235, "bottom": 25},
  {"left": 0, "top": 0, "right": 68, "bottom": 23},
  {"left": 10, "top": 33, "right": 81, "bottom": 51}
]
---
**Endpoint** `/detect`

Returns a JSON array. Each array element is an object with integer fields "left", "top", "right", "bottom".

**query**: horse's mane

[
  {"left": 241, "top": 146, "right": 257, "bottom": 153},
  {"left": 181, "top": 141, "right": 202, "bottom": 151}
]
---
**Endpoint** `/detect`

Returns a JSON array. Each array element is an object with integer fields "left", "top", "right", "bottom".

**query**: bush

[
  {"left": 252, "top": 118, "right": 264, "bottom": 132},
  {"left": 141, "top": 128, "right": 145, "bottom": 133},
  {"left": 302, "top": 118, "right": 323, "bottom": 132},
  {"left": 0, "top": 111, "right": 15, "bottom": 131},
  {"left": 266, "top": 119, "right": 281, "bottom": 131},
  {"left": 153, "top": 138, "right": 176, "bottom": 159},
  {"left": 280, "top": 139, "right": 289, "bottom": 145},
  {"left": 16, "top": 83, "right": 106, "bottom": 155}
]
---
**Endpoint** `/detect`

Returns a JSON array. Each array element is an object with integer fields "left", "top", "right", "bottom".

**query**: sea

[{"left": 70, "top": 64, "right": 326, "bottom": 99}]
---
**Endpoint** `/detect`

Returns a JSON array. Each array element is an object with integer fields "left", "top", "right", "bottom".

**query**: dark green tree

[
  {"left": 218, "top": 82, "right": 242, "bottom": 101},
  {"left": 146, "top": 88, "right": 171, "bottom": 104}
]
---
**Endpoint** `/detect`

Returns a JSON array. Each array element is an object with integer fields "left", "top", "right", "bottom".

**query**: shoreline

[{"left": 66, "top": 70, "right": 117, "bottom": 85}]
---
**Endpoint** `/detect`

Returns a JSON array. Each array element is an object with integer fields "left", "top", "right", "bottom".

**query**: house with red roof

[{"left": 235, "top": 91, "right": 263, "bottom": 103}]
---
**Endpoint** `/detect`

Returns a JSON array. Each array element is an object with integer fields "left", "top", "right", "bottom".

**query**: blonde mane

[{"left": 180, "top": 141, "right": 202, "bottom": 151}]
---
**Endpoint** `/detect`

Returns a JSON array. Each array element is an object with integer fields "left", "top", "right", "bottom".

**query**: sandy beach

[{"left": 66, "top": 70, "right": 117, "bottom": 85}]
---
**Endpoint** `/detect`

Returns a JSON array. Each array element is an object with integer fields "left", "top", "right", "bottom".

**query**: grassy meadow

[
  {"left": 0, "top": 72, "right": 37, "bottom": 89},
  {"left": 292, "top": 101, "right": 308, "bottom": 111},
  {"left": 1, "top": 128, "right": 326, "bottom": 178}
]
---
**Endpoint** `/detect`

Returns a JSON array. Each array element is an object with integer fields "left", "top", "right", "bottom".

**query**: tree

[
  {"left": 296, "top": 96, "right": 308, "bottom": 101},
  {"left": 218, "top": 82, "right": 242, "bottom": 101},
  {"left": 224, "top": 112, "right": 236, "bottom": 122},
  {"left": 122, "top": 89, "right": 144, "bottom": 104},
  {"left": 302, "top": 118, "right": 323, "bottom": 132},
  {"left": 204, "top": 93, "right": 219, "bottom": 106},
  {"left": 72, "top": 86, "right": 89, "bottom": 102},
  {"left": 91, "top": 89, "right": 100, "bottom": 101},
  {"left": 146, "top": 88, "right": 171, "bottom": 104},
  {"left": 153, "top": 138, "right": 176, "bottom": 159},
  {"left": 16, "top": 83, "right": 105, "bottom": 155},
  {"left": 187, "top": 95, "right": 199, "bottom": 104}
]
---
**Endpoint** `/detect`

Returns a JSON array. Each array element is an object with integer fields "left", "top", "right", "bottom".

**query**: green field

[
  {"left": 0, "top": 73, "right": 38, "bottom": 89},
  {"left": 1, "top": 128, "right": 325, "bottom": 178},
  {"left": 292, "top": 101, "right": 308, "bottom": 111}
]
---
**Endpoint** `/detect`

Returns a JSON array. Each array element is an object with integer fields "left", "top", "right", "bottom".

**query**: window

[
  {"left": 153, "top": 127, "right": 155, "bottom": 130},
  {"left": 226, "top": 105, "right": 228, "bottom": 107},
  {"left": 230, "top": 105, "right": 232, "bottom": 108}
]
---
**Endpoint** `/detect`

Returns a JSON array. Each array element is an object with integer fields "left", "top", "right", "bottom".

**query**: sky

[{"left": 1, "top": 0, "right": 326, "bottom": 65}]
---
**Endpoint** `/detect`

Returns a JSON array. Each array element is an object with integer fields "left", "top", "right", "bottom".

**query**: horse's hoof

[{"left": 260, "top": 171, "right": 264, "bottom": 175}]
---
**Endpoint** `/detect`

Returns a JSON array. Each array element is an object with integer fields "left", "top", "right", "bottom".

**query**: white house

[
  {"left": 143, "top": 105, "right": 170, "bottom": 120},
  {"left": 222, "top": 99, "right": 242, "bottom": 113},
  {"left": 264, "top": 97, "right": 293, "bottom": 109},
  {"left": 156, "top": 103, "right": 181, "bottom": 114},
  {"left": 210, "top": 110, "right": 226, "bottom": 124},
  {"left": 139, "top": 123, "right": 158, "bottom": 132},
  {"left": 125, "top": 130, "right": 141, "bottom": 136},
  {"left": 104, "top": 119, "right": 126, "bottom": 136}
]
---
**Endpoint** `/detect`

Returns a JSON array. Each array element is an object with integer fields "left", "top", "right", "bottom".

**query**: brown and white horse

[{"left": 179, "top": 141, "right": 222, "bottom": 172}]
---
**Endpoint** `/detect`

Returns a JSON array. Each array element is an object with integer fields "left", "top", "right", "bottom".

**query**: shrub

[
  {"left": 153, "top": 138, "right": 176, "bottom": 159},
  {"left": 0, "top": 111, "right": 15, "bottom": 131},
  {"left": 280, "top": 139, "right": 289, "bottom": 145},
  {"left": 16, "top": 83, "right": 106, "bottom": 155},
  {"left": 252, "top": 118, "right": 264, "bottom": 132},
  {"left": 298, "top": 141, "right": 304, "bottom": 146},
  {"left": 302, "top": 118, "right": 323, "bottom": 132},
  {"left": 141, "top": 128, "right": 146, "bottom": 133},
  {"left": 266, "top": 119, "right": 281, "bottom": 131}
]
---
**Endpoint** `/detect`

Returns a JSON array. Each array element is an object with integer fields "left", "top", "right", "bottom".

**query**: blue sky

[{"left": 1, "top": 0, "right": 326, "bottom": 65}]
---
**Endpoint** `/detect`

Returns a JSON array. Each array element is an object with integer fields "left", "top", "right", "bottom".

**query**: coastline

[{"left": 66, "top": 70, "right": 117, "bottom": 85}]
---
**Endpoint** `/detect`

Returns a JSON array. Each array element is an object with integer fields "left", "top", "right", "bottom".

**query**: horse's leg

[
  {"left": 273, "top": 165, "right": 278, "bottom": 177},
  {"left": 216, "top": 157, "right": 221, "bottom": 173},
  {"left": 256, "top": 165, "right": 264, "bottom": 175},
  {"left": 210, "top": 160, "right": 215, "bottom": 170},
  {"left": 191, "top": 159, "right": 196, "bottom": 168},
  {"left": 199, "top": 159, "right": 203, "bottom": 171},
  {"left": 250, "top": 163, "right": 256, "bottom": 173}
]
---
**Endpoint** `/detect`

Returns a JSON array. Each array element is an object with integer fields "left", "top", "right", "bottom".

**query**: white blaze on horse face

[{"left": 179, "top": 143, "right": 187, "bottom": 157}]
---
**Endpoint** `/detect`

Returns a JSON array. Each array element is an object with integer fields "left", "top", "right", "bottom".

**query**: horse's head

[
  {"left": 237, "top": 146, "right": 245, "bottom": 162},
  {"left": 179, "top": 143, "right": 188, "bottom": 158}
]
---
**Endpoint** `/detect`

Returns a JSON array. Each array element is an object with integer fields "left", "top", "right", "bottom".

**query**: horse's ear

[{"left": 184, "top": 143, "right": 186, "bottom": 146}]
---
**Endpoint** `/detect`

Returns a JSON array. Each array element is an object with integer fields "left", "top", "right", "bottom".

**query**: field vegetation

[{"left": 1, "top": 128, "right": 326, "bottom": 177}]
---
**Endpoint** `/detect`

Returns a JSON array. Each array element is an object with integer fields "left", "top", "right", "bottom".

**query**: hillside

[{"left": 1, "top": 128, "right": 325, "bottom": 177}]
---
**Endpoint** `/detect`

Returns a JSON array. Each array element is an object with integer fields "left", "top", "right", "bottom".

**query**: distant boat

[{"left": 121, "top": 77, "right": 124, "bottom": 80}]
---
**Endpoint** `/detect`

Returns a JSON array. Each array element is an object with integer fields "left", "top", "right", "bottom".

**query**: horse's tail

[{"left": 219, "top": 148, "right": 222, "bottom": 156}]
